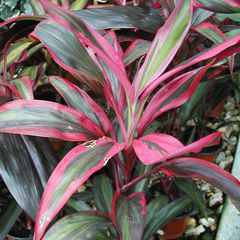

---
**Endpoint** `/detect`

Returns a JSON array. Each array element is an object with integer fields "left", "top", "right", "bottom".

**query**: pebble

[
  {"left": 77, "top": 186, "right": 86, "bottom": 192},
  {"left": 185, "top": 225, "right": 205, "bottom": 236},
  {"left": 215, "top": 152, "right": 226, "bottom": 163},
  {"left": 156, "top": 230, "right": 164, "bottom": 236},
  {"left": 200, "top": 182, "right": 213, "bottom": 192},
  {"left": 199, "top": 217, "right": 215, "bottom": 228},
  {"left": 186, "top": 217, "right": 197, "bottom": 227},
  {"left": 209, "top": 192, "right": 223, "bottom": 207}
]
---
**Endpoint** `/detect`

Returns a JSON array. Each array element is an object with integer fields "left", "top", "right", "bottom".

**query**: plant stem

[
  {"left": 121, "top": 164, "right": 163, "bottom": 191},
  {"left": 113, "top": 160, "right": 121, "bottom": 192}
]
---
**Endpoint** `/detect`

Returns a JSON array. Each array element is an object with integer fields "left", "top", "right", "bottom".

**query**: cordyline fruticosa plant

[{"left": 1, "top": 0, "right": 240, "bottom": 239}]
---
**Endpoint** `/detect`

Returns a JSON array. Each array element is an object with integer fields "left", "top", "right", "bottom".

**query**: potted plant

[{"left": 0, "top": 0, "right": 240, "bottom": 239}]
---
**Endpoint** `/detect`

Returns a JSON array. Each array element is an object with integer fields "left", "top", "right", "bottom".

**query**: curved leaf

[
  {"left": 34, "top": 138, "right": 124, "bottom": 240},
  {"left": 31, "top": 20, "right": 105, "bottom": 84},
  {"left": 0, "top": 100, "right": 104, "bottom": 141},
  {"left": 0, "top": 200, "right": 22, "bottom": 239},
  {"left": 0, "top": 134, "right": 57, "bottom": 220},
  {"left": 5, "top": 76, "right": 34, "bottom": 100},
  {"left": 133, "top": 132, "right": 221, "bottom": 165},
  {"left": 160, "top": 158, "right": 240, "bottom": 211},
  {"left": 123, "top": 39, "right": 150, "bottom": 67},
  {"left": 49, "top": 76, "right": 115, "bottom": 139},
  {"left": 133, "top": 0, "right": 193, "bottom": 96},
  {"left": 74, "top": 6, "right": 163, "bottom": 33},
  {"left": 142, "top": 31, "right": 240, "bottom": 98},
  {"left": 143, "top": 196, "right": 191, "bottom": 240},
  {"left": 174, "top": 178, "right": 207, "bottom": 216},
  {"left": 138, "top": 63, "right": 212, "bottom": 134},
  {"left": 111, "top": 192, "right": 146, "bottom": 240},
  {"left": 43, "top": 211, "right": 112, "bottom": 240},
  {"left": 194, "top": 0, "right": 240, "bottom": 13},
  {"left": 33, "top": 0, "right": 134, "bottom": 100},
  {"left": 93, "top": 174, "right": 114, "bottom": 215}
]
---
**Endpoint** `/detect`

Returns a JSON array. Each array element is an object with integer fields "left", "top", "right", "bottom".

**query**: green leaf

[
  {"left": 32, "top": 21, "right": 105, "bottom": 84},
  {"left": 0, "top": 134, "right": 57, "bottom": 220},
  {"left": 130, "top": 161, "right": 153, "bottom": 194},
  {"left": 0, "top": 200, "right": 22, "bottom": 239},
  {"left": 93, "top": 174, "right": 114, "bottom": 215},
  {"left": 145, "top": 195, "right": 169, "bottom": 226},
  {"left": 35, "top": 138, "right": 124, "bottom": 240},
  {"left": 112, "top": 192, "right": 146, "bottom": 240},
  {"left": 43, "top": 211, "right": 112, "bottom": 240},
  {"left": 0, "top": 39, "right": 33, "bottom": 74},
  {"left": 133, "top": 0, "right": 193, "bottom": 96},
  {"left": 174, "top": 178, "right": 207, "bottom": 216},
  {"left": 143, "top": 196, "right": 191, "bottom": 240}
]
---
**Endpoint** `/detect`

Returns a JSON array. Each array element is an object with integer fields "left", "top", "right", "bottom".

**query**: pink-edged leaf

[
  {"left": 159, "top": 157, "right": 240, "bottom": 211},
  {"left": 4, "top": 76, "right": 34, "bottom": 100},
  {"left": 132, "top": 132, "right": 221, "bottom": 165},
  {"left": 101, "top": 31, "right": 126, "bottom": 112},
  {"left": 36, "top": 0, "right": 134, "bottom": 100},
  {"left": 111, "top": 192, "right": 146, "bottom": 240},
  {"left": 43, "top": 210, "right": 112, "bottom": 240},
  {"left": 34, "top": 137, "right": 125, "bottom": 240},
  {"left": 0, "top": 38, "right": 34, "bottom": 75},
  {"left": 0, "top": 100, "right": 104, "bottom": 141},
  {"left": 133, "top": 0, "right": 193, "bottom": 97},
  {"left": 194, "top": 22, "right": 234, "bottom": 75},
  {"left": 138, "top": 63, "right": 212, "bottom": 135},
  {"left": 142, "top": 32, "right": 240, "bottom": 98},
  {"left": 31, "top": 20, "right": 105, "bottom": 85},
  {"left": 123, "top": 39, "right": 151, "bottom": 67},
  {"left": 194, "top": 0, "right": 240, "bottom": 13},
  {"left": 49, "top": 76, "right": 116, "bottom": 139}
]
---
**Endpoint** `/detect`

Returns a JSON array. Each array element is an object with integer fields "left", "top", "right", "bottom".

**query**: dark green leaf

[
  {"left": 43, "top": 211, "right": 112, "bottom": 240},
  {"left": 143, "top": 196, "right": 191, "bottom": 240},
  {"left": 0, "top": 134, "right": 57, "bottom": 220},
  {"left": 174, "top": 178, "right": 207, "bottom": 216},
  {"left": 93, "top": 174, "right": 114, "bottom": 215},
  {"left": 0, "top": 200, "right": 22, "bottom": 239}
]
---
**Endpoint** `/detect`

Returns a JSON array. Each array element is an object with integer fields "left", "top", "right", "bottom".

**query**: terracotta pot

[
  {"left": 209, "top": 99, "right": 225, "bottom": 118},
  {"left": 162, "top": 216, "right": 189, "bottom": 239}
]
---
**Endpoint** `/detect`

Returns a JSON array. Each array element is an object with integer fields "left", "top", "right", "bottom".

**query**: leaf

[
  {"left": 5, "top": 76, "right": 34, "bottom": 100},
  {"left": 142, "top": 31, "right": 240, "bottom": 98},
  {"left": 111, "top": 192, "right": 146, "bottom": 240},
  {"left": 93, "top": 174, "right": 114, "bottom": 215},
  {"left": 133, "top": 132, "right": 221, "bottom": 165},
  {"left": 0, "top": 15, "right": 43, "bottom": 50},
  {"left": 74, "top": 6, "right": 163, "bottom": 33},
  {"left": 194, "top": 22, "right": 234, "bottom": 74},
  {"left": 192, "top": 8, "right": 214, "bottom": 27},
  {"left": 159, "top": 158, "right": 240, "bottom": 211},
  {"left": 31, "top": 21, "right": 105, "bottom": 84},
  {"left": 133, "top": 0, "right": 193, "bottom": 96},
  {"left": 0, "top": 39, "right": 33, "bottom": 74},
  {"left": 130, "top": 161, "right": 153, "bottom": 194},
  {"left": 123, "top": 39, "right": 151, "bottom": 67},
  {"left": 34, "top": 138, "right": 124, "bottom": 240},
  {"left": 0, "top": 100, "right": 104, "bottom": 141},
  {"left": 174, "top": 178, "right": 207, "bottom": 216},
  {"left": 138, "top": 63, "right": 212, "bottom": 135},
  {"left": 32, "top": 1, "right": 134, "bottom": 99},
  {"left": 145, "top": 195, "right": 169, "bottom": 227},
  {"left": 49, "top": 76, "right": 115, "bottom": 139},
  {"left": 0, "top": 200, "right": 22, "bottom": 239},
  {"left": 0, "top": 134, "right": 57, "bottom": 220},
  {"left": 43, "top": 211, "right": 112, "bottom": 240},
  {"left": 194, "top": 0, "right": 240, "bottom": 13},
  {"left": 143, "top": 196, "right": 191, "bottom": 240}
]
